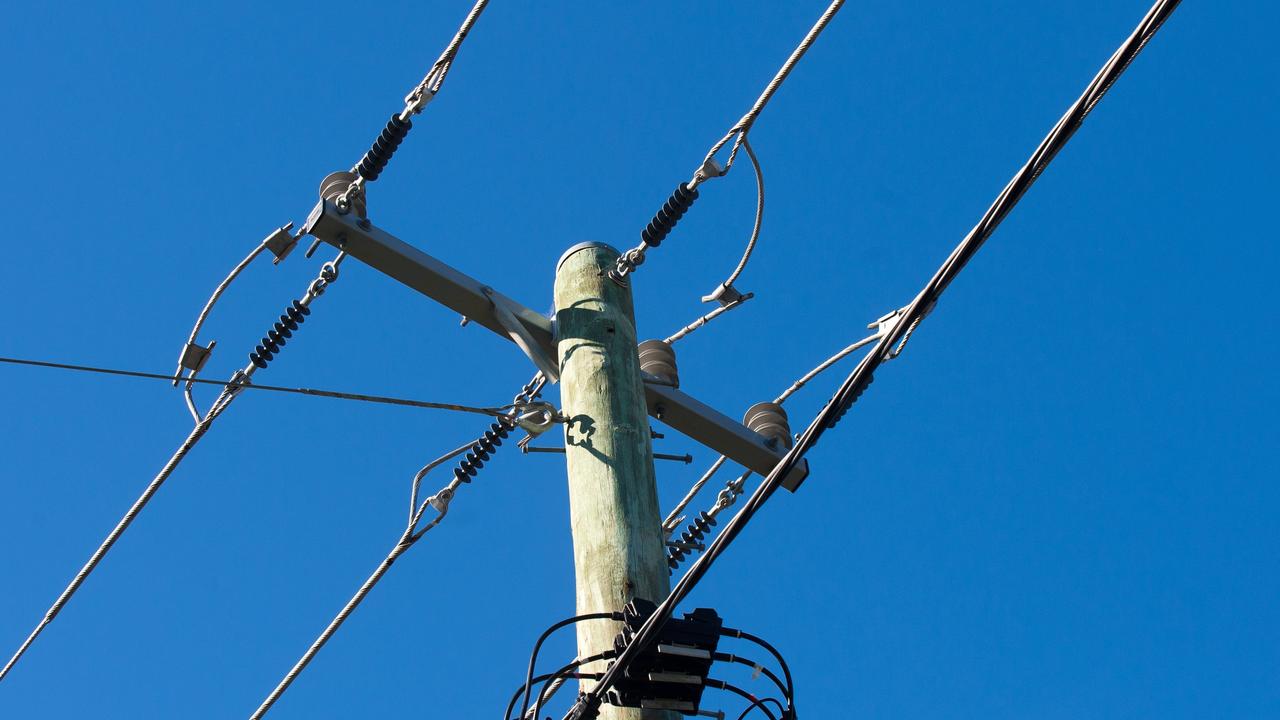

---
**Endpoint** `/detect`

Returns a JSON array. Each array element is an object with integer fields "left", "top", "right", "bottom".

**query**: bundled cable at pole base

[{"left": 511, "top": 601, "right": 795, "bottom": 720}]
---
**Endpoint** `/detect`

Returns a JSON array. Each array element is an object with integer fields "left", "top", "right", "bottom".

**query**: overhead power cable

[
  {"left": 612, "top": 0, "right": 848, "bottom": 335},
  {"left": 562, "top": 2, "right": 1183, "bottom": 715},
  {"left": 249, "top": 380, "right": 554, "bottom": 719},
  {"left": 0, "top": 356, "right": 509, "bottom": 418},
  {"left": 515, "top": 613, "right": 622, "bottom": 720},
  {"left": 0, "top": 255, "right": 346, "bottom": 684},
  {"left": 334, "top": 0, "right": 492, "bottom": 211}
]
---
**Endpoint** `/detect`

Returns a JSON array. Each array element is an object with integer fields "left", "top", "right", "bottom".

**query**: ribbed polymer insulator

[
  {"left": 743, "top": 401, "right": 793, "bottom": 450},
  {"left": 667, "top": 511, "right": 717, "bottom": 570},
  {"left": 248, "top": 300, "right": 310, "bottom": 369},
  {"left": 451, "top": 419, "right": 513, "bottom": 484},
  {"left": 356, "top": 115, "right": 413, "bottom": 182},
  {"left": 641, "top": 183, "right": 699, "bottom": 248},
  {"left": 638, "top": 339, "right": 679, "bottom": 387}
]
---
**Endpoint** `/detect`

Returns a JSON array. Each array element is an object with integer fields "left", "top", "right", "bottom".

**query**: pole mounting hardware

[{"left": 483, "top": 287, "right": 560, "bottom": 382}]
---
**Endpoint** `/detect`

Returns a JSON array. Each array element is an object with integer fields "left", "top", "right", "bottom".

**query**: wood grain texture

[{"left": 554, "top": 243, "right": 671, "bottom": 720}]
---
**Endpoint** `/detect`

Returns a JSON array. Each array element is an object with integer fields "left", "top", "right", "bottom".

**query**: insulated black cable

[
  {"left": 735, "top": 697, "right": 789, "bottom": 720},
  {"left": 562, "top": 2, "right": 1182, "bottom": 715},
  {"left": 708, "top": 679, "right": 779, "bottom": 720},
  {"left": 712, "top": 652, "right": 792, "bottom": 713},
  {"left": 0, "top": 356, "right": 510, "bottom": 417},
  {"left": 501, "top": 648, "right": 611, "bottom": 717},
  {"left": 531, "top": 656, "right": 613, "bottom": 720},
  {"left": 722, "top": 626, "right": 796, "bottom": 711},
  {"left": 517, "top": 613, "right": 619, "bottom": 720}
]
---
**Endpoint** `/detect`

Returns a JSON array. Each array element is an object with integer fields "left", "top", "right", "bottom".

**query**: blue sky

[{"left": 1, "top": 1, "right": 1276, "bottom": 718}]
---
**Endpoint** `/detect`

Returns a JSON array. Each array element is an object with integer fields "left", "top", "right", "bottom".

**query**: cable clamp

[
  {"left": 514, "top": 401, "right": 560, "bottom": 436},
  {"left": 403, "top": 86, "right": 437, "bottom": 116},
  {"left": 263, "top": 223, "right": 298, "bottom": 264},
  {"left": 178, "top": 341, "right": 214, "bottom": 375},
  {"left": 429, "top": 486, "right": 454, "bottom": 513},
  {"left": 700, "top": 282, "right": 745, "bottom": 307},
  {"left": 691, "top": 157, "right": 725, "bottom": 187}
]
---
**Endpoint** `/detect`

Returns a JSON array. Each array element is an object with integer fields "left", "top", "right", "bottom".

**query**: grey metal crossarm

[{"left": 302, "top": 200, "right": 807, "bottom": 489}]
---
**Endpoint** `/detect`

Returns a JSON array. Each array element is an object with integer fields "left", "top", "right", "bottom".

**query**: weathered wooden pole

[{"left": 554, "top": 242, "right": 671, "bottom": 719}]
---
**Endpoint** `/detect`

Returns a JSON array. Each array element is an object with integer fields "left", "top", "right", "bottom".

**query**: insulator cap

[
  {"left": 318, "top": 170, "right": 367, "bottom": 217},
  {"left": 743, "top": 401, "right": 793, "bottom": 450},
  {"left": 638, "top": 339, "right": 679, "bottom": 388}
]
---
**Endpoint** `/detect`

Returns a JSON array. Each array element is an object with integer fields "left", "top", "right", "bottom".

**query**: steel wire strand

[
  {"left": 1, "top": 253, "right": 346, "bottom": 684},
  {"left": 721, "top": 137, "right": 765, "bottom": 290},
  {"left": 695, "top": 0, "right": 847, "bottom": 181},
  {"left": 613, "top": 0, "right": 846, "bottom": 289},
  {"left": 773, "top": 332, "right": 880, "bottom": 405},
  {"left": 563, "top": 3, "right": 1182, "bottom": 714},
  {"left": 173, "top": 243, "right": 262, "bottom": 369},
  {"left": 251, "top": 405, "right": 528, "bottom": 718},
  {"left": 662, "top": 455, "right": 728, "bottom": 536},
  {"left": 0, "top": 356, "right": 510, "bottom": 417},
  {"left": 667, "top": 138, "right": 764, "bottom": 344},
  {"left": 0, "top": 382, "right": 239, "bottom": 683}
]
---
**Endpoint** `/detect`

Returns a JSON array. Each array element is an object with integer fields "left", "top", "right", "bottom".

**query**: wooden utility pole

[{"left": 554, "top": 243, "right": 671, "bottom": 720}]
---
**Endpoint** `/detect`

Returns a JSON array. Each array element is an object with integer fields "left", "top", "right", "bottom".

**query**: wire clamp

[
  {"left": 178, "top": 341, "right": 214, "bottom": 375},
  {"left": 263, "top": 223, "right": 299, "bottom": 264},
  {"left": 514, "top": 401, "right": 560, "bottom": 436},
  {"left": 700, "top": 282, "right": 745, "bottom": 307}
]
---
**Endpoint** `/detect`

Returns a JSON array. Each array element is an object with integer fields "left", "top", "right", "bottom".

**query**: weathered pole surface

[{"left": 554, "top": 242, "right": 671, "bottom": 720}]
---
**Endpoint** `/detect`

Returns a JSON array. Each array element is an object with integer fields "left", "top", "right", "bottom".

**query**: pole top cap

[{"left": 557, "top": 241, "right": 619, "bottom": 272}]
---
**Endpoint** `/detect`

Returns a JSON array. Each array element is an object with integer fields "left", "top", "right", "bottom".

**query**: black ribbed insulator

[
  {"left": 641, "top": 183, "right": 699, "bottom": 248},
  {"left": 356, "top": 115, "right": 413, "bottom": 182},
  {"left": 449, "top": 420, "right": 513, "bottom": 485},
  {"left": 667, "top": 511, "right": 717, "bottom": 571},
  {"left": 249, "top": 300, "right": 312, "bottom": 369}
]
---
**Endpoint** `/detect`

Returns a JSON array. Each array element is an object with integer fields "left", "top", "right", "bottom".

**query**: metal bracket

[
  {"left": 178, "top": 340, "right": 214, "bottom": 375},
  {"left": 484, "top": 287, "right": 559, "bottom": 382},
  {"left": 263, "top": 223, "right": 298, "bottom": 264},
  {"left": 700, "top": 282, "right": 745, "bottom": 306}
]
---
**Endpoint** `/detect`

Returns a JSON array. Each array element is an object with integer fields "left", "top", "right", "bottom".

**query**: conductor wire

[
  {"left": 563, "top": 2, "right": 1183, "bottom": 714},
  {"left": 0, "top": 254, "right": 346, "bottom": 685},
  {"left": 251, "top": 390, "right": 532, "bottom": 718},
  {"left": 0, "top": 356, "right": 514, "bottom": 418}
]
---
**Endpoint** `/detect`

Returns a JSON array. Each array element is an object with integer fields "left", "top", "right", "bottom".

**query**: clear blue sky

[{"left": 1, "top": 2, "right": 1275, "bottom": 718}]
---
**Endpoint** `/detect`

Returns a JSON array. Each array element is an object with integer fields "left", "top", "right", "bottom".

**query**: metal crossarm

[{"left": 303, "top": 200, "right": 807, "bottom": 488}]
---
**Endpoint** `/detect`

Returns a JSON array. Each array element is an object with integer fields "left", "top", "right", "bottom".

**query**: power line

[
  {"left": 0, "top": 258, "right": 346, "bottom": 684},
  {"left": 610, "top": 0, "right": 849, "bottom": 297},
  {"left": 248, "top": 381, "right": 557, "bottom": 718},
  {"left": 0, "top": 356, "right": 509, "bottom": 417},
  {"left": 562, "top": 2, "right": 1183, "bottom": 715}
]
